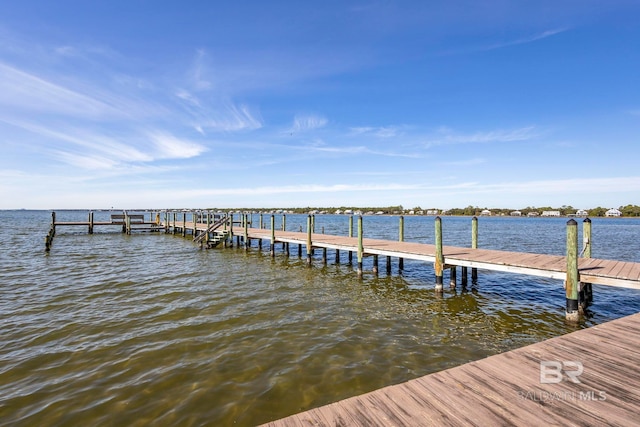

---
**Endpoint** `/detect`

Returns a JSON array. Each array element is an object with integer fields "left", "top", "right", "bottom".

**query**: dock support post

[
  {"left": 126, "top": 214, "right": 132, "bottom": 235},
  {"left": 434, "top": 216, "right": 444, "bottom": 292},
  {"left": 88, "top": 211, "right": 94, "bottom": 234},
  {"left": 162, "top": 211, "right": 166, "bottom": 233},
  {"left": 311, "top": 215, "right": 315, "bottom": 255},
  {"left": 471, "top": 216, "right": 478, "bottom": 283},
  {"left": 357, "top": 215, "right": 364, "bottom": 277},
  {"left": 449, "top": 267, "right": 457, "bottom": 289},
  {"left": 323, "top": 248, "right": 327, "bottom": 265},
  {"left": 399, "top": 215, "right": 404, "bottom": 270},
  {"left": 282, "top": 214, "right": 287, "bottom": 251},
  {"left": 298, "top": 243, "right": 302, "bottom": 258},
  {"left": 45, "top": 212, "right": 56, "bottom": 252},
  {"left": 258, "top": 214, "right": 263, "bottom": 248},
  {"left": 566, "top": 219, "right": 581, "bottom": 323},
  {"left": 192, "top": 211, "right": 197, "bottom": 238},
  {"left": 386, "top": 256, "right": 391, "bottom": 274},
  {"left": 244, "top": 213, "right": 249, "bottom": 250},
  {"left": 228, "top": 213, "right": 234, "bottom": 247},
  {"left": 270, "top": 215, "right": 275, "bottom": 257},
  {"left": 306, "top": 215, "right": 313, "bottom": 265},
  {"left": 335, "top": 249, "right": 340, "bottom": 264},
  {"left": 461, "top": 267, "right": 468, "bottom": 287},
  {"left": 182, "top": 212, "right": 186, "bottom": 237},
  {"left": 582, "top": 218, "right": 593, "bottom": 309},
  {"left": 373, "top": 255, "right": 378, "bottom": 275},
  {"left": 348, "top": 216, "right": 354, "bottom": 264},
  {"left": 204, "top": 211, "right": 211, "bottom": 248}
]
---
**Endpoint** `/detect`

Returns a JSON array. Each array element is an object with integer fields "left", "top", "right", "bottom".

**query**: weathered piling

[
  {"left": 434, "top": 216, "right": 444, "bottom": 292},
  {"left": 270, "top": 215, "right": 275, "bottom": 257},
  {"left": 471, "top": 216, "right": 478, "bottom": 283},
  {"left": 282, "top": 215, "right": 287, "bottom": 252},
  {"left": 565, "top": 219, "right": 580, "bottom": 322},
  {"left": 357, "top": 216, "right": 364, "bottom": 277},
  {"left": 348, "top": 216, "right": 354, "bottom": 264},
  {"left": 373, "top": 255, "right": 379, "bottom": 275},
  {"left": 45, "top": 212, "right": 55, "bottom": 252},
  {"left": 244, "top": 213, "right": 249, "bottom": 250},
  {"left": 449, "top": 267, "right": 456, "bottom": 289},
  {"left": 88, "top": 212, "right": 94, "bottom": 234},
  {"left": 399, "top": 216, "right": 404, "bottom": 270},
  {"left": 582, "top": 218, "right": 593, "bottom": 308},
  {"left": 306, "top": 215, "right": 312, "bottom": 265}
]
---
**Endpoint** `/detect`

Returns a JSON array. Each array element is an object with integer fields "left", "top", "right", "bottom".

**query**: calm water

[{"left": 1, "top": 210, "right": 639, "bottom": 426}]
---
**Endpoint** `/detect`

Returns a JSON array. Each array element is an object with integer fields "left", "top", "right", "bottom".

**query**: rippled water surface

[{"left": 1, "top": 211, "right": 639, "bottom": 426}]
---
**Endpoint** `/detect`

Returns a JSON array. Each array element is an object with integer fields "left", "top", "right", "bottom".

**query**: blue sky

[{"left": 1, "top": 1, "right": 639, "bottom": 210}]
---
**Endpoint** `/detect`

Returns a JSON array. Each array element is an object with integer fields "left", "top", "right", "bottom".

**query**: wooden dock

[
  {"left": 261, "top": 311, "right": 640, "bottom": 426},
  {"left": 163, "top": 218, "right": 640, "bottom": 291}
]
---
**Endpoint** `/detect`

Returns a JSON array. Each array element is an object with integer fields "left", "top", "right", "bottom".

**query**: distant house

[
  {"left": 510, "top": 211, "right": 522, "bottom": 216},
  {"left": 606, "top": 208, "right": 622, "bottom": 217},
  {"left": 575, "top": 209, "right": 588, "bottom": 217},
  {"left": 426, "top": 209, "right": 439, "bottom": 215},
  {"left": 480, "top": 209, "right": 492, "bottom": 216},
  {"left": 527, "top": 212, "right": 539, "bottom": 217},
  {"left": 541, "top": 211, "right": 561, "bottom": 217}
]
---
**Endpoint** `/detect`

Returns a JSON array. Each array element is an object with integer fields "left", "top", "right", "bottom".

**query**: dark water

[{"left": 1, "top": 210, "right": 639, "bottom": 426}]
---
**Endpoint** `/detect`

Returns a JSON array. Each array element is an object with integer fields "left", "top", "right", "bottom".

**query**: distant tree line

[{"left": 213, "top": 204, "right": 640, "bottom": 217}]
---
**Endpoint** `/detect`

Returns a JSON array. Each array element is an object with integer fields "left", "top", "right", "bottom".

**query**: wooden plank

[{"left": 263, "top": 313, "right": 640, "bottom": 427}]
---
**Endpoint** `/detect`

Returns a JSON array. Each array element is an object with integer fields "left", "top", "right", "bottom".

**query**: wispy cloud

[
  {"left": 442, "top": 28, "right": 569, "bottom": 56},
  {"left": 290, "top": 114, "right": 328, "bottom": 132},
  {"left": 190, "top": 49, "right": 213, "bottom": 90},
  {"left": 482, "top": 28, "right": 568, "bottom": 51},
  {"left": 148, "top": 132, "right": 207, "bottom": 159},
  {"left": 422, "top": 126, "right": 538, "bottom": 148},
  {"left": 348, "top": 125, "right": 404, "bottom": 138},
  {"left": 0, "top": 62, "right": 124, "bottom": 118}
]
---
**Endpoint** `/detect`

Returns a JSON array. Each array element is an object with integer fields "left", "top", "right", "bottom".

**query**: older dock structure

[{"left": 47, "top": 212, "right": 640, "bottom": 321}]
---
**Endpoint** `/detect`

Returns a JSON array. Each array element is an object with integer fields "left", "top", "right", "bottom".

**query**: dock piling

[
  {"left": 270, "top": 215, "right": 275, "bottom": 257},
  {"left": 357, "top": 216, "right": 363, "bottom": 277},
  {"left": 348, "top": 216, "right": 354, "bottom": 264},
  {"left": 582, "top": 218, "right": 593, "bottom": 309},
  {"left": 306, "top": 215, "right": 312, "bottom": 265},
  {"left": 471, "top": 216, "right": 478, "bottom": 283},
  {"left": 566, "top": 219, "right": 580, "bottom": 322},
  {"left": 434, "top": 216, "right": 444, "bottom": 292},
  {"left": 399, "top": 215, "right": 404, "bottom": 271}
]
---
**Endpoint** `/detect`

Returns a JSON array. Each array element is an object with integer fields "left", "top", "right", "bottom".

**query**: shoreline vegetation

[
  {"left": 218, "top": 204, "right": 640, "bottom": 217},
  {"left": 29, "top": 204, "right": 640, "bottom": 217}
]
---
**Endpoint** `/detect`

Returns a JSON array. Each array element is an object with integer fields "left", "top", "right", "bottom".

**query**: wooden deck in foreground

[{"left": 261, "top": 312, "right": 640, "bottom": 427}]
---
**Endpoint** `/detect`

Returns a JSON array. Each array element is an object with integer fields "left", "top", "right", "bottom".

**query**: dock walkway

[
  {"left": 168, "top": 220, "right": 640, "bottom": 290},
  {"left": 261, "top": 311, "right": 640, "bottom": 426}
]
